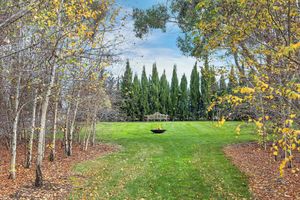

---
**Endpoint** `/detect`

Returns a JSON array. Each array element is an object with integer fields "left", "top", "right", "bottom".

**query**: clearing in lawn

[{"left": 70, "top": 121, "right": 256, "bottom": 199}]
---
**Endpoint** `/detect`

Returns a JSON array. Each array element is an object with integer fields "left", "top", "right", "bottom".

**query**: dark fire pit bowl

[{"left": 151, "top": 129, "right": 166, "bottom": 134}]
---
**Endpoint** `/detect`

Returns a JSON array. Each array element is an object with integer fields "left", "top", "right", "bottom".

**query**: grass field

[{"left": 70, "top": 122, "right": 256, "bottom": 200}]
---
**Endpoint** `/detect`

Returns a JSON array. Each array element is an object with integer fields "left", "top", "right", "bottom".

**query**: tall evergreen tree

[
  {"left": 190, "top": 62, "right": 200, "bottom": 120},
  {"left": 178, "top": 74, "right": 189, "bottom": 120},
  {"left": 159, "top": 70, "right": 170, "bottom": 114},
  {"left": 228, "top": 66, "right": 238, "bottom": 93},
  {"left": 210, "top": 67, "right": 218, "bottom": 96},
  {"left": 219, "top": 73, "right": 227, "bottom": 96},
  {"left": 149, "top": 63, "right": 160, "bottom": 112},
  {"left": 200, "top": 56, "right": 218, "bottom": 119},
  {"left": 140, "top": 66, "right": 149, "bottom": 120},
  {"left": 132, "top": 74, "right": 141, "bottom": 120},
  {"left": 120, "top": 60, "right": 133, "bottom": 120},
  {"left": 208, "top": 67, "right": 218, "bottom": 119},
  {"left": 170, "top": 65, "right": 179, "bottom": 120},
  {"left": 201, "top": 56, "right": 210, "bottom": 118}
]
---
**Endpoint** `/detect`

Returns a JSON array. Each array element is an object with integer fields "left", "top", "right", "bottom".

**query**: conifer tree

[
  {"left": 170, "top": 65, "right": 179, "bottom": 120},
  {"left": 201, "top": 56, "right": 210, "bottom": 118},
  {"left": 132, "top": 74, "right": 141, "bottom": 120},
  {"left": 228, "top": 66, "right": 238, "bottom": 93},
  {"left": 149, "top": 63, "right": 160, "bottom": 112},
  {"left": 210, "top": 67, "right": 218, "bottom": 96},
  {"left": 201, "top": 57, "right": 219, "bottom": 119},
  {"left": 190, "top": 62, "right": 201, "bottom": 120},
  {"left": 219, "top": 74, "right": 227, "bottom": 96},
  {"left": 178, "top": 74, "right": 189, "bottom": 120},
  {"left": 140, "top": 66, "right": 149, "bottom": 120},
  {"left": 120, "top": 60, "right": 133, "bottom": 120},
  {"left": 208, "top": 67, "right": 218, "bottom": 119},
  {"left": 159, "top": 70, "right": 170, "bottom": 114}
]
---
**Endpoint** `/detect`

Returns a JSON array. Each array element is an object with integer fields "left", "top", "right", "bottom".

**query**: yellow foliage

[
  {"left": 235, "top": 124, "right": 241, "bottom": 135},
  {"left": 239, "top": 87, "right": 255, "bottom": 94},
  {"left": 290, "top": 114, "right": 296, "bottom": 119},
  {"left": 254, "top": 120, "right": 263, "bottom": 129},
  {"left": 217, "top": 117, "right": 226, "bottom": 127}
]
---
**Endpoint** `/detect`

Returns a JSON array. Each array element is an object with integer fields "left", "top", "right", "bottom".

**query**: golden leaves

[{"left": 239, "top": 87, "right": 255, "bottom": 94}]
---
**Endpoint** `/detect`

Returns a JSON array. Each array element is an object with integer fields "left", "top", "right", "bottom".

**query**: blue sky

[{"left": 110, "top": 0, "right": 231, "bottom": 82}]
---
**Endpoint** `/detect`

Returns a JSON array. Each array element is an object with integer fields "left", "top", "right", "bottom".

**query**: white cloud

[{"left": 107, "top": 6, "right": 232, "bottom": 83}]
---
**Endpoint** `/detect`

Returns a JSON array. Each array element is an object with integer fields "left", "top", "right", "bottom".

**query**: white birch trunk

[
  {"left": 64, "top": 105, "right": 71, "bottom": 155},
  {"left": 25, "top": 89, "right": 38, "bottom": 168},
  {"left": 67, "top": 90, "right": 80, "bottom": 156},
  {"left": 91, "top": 110, "right": 97, "bottom": 146},
  {"left": 9, "top": 75, "right": 21, "bottom": 180},
  {"left": 35, "top": 63, "right": 57, "bottom": 187},
  {"left": 50, "top": 95, "right": 59, "bottom": 162}
]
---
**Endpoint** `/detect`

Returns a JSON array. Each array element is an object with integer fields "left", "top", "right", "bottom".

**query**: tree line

[
  {"left": 132, "top": 0, "right": 300, "bottom": 175},
  {"left": 120, "top": 58, "right": 241, "bottom": 121}
]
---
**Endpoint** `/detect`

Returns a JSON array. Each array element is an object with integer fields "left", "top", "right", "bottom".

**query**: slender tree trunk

[
  {"left": 9, "top": 76, "right": 21, "bottom": 180},
  {"left": 91, "top": 110, "right": 97, "bottom": 146},
  {"left": 49, "top": 96, "right": 59, "bottom": 162},
  {"left": 77, "top": 125, "right": 81, "bottom": 144},
  {"left": 64, "top": 105, "right": 71, "bottom": 155},
  {"left": 67, "top": 90, "right": 80, "bottom": 156},
  {"left": 82, "top": 120, "right": 89, "bottom": 150},
  {"left": 84, "top": 116, "right": 91, "bottom": 151},
  {"left": 85, "top": 127, "right": 92, "bottom": 151},
  {"left": 35, "top": 63, "right": 57, "bottom": 187},
  {"left": 42, "top": 114, "right": 46, "bottom": 159},
  {"left": 25, "top": 89, "right": 38, "bottom": 168}
]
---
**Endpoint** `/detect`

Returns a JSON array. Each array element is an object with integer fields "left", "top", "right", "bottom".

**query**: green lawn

[{"left": 70, "top": 121, "right": 256, "bottom": 200}]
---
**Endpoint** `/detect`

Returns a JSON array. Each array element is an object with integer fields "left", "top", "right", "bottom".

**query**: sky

[{"left": 109, "top": 0, "right": 232, "bottom": 82}]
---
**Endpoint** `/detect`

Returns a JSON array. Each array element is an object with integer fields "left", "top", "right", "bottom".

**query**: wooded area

[{"left": 0, "top": 0, "right": 118, "bottom": 187}]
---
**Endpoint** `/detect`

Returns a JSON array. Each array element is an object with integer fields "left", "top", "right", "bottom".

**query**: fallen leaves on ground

[
  {"left": 224, "top": 142, "right": 300, "bottom": 200},
  {"left": 0, "top": 140, "right": 118, "bottom": 200}
]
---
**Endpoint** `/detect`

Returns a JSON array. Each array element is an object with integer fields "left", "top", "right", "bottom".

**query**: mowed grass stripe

[{"left": 70, "top": 122, "right": 256, "bottom": 200}]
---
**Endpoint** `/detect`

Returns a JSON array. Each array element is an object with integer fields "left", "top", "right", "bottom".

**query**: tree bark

[
  {"left": 67, "top": 89, "right": 80, "bottom": 156},
  {"left": 9, "top": 75, "right": 21, "bottom": 180},
  {"left": 35, "top": 63, "right": 57, "bottom": 187},
  {"left": 49, "top": 95, "right": 59, "bottom": 162},
  {"left": 91, "top": 110, "right": 97, "bottom": 146},
  {"left": 25, "top": 89, "right": 38, "bottom": 168},
  {"left": 64, "top": 105, "right": 71, "bottom": 155}
]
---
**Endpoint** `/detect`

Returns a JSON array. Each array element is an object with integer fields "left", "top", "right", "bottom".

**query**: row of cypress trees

[{"left": 120, "top": 59, "right": 238, "bottom": 121}]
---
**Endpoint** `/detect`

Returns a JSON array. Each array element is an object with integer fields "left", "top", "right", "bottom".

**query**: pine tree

[
  {"left": 201, "top": 56, "right": 210, "bottom": 118},
  {"left": 140, "top": 66, "right": 149, "bottom": 120},
  {"left": 132, "top": 74, "right": 141, "bottom": 120},
  {"left": 208, "top": 66, "right": 218, "bottom": 119},
  {"left": 159, "top": 70, "right": 170, "bottom": 114},
  {"left": 219, "top": 74, "right": 227, "bottom": 96},
  {"left": 170, "top": 65, "right": 179, "bottom": 120},
  {"left": 228, "top": 66, "right": 238, "bottom": 93},
  {"left": 210, "top": 67, "right": 218, "bottom": 96},
  {"left": 178, "top": 74, "right": 189, "bottom": 120},
  {"left": 201, "top": 57, "right": 220, "bottom": 119},
  {"left": 149, "top": 63, "right": 160, "bottom": 113},
  {"left": 190, "top": 62, "right": 201, "bottom": 120},
  {"left": 120, "top": 60, "right": 133, "bottom": 120}
]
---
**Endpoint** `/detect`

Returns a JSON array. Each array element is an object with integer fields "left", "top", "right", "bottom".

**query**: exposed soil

[
  {"left": 224, "top": 142, "right": 300, "bottom": 200},
  {"left": 0, "top": 140, "right": 118, "bottom": 200}
]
